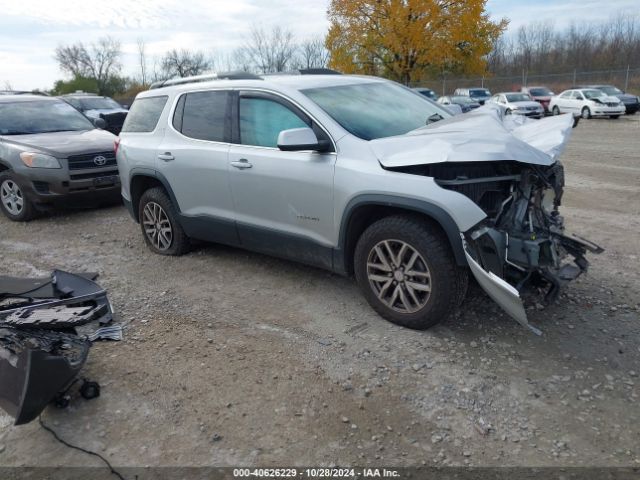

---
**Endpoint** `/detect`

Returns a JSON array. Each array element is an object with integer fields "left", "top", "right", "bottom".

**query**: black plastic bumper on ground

[{"left": 0, "top": 270, "right": 115, "bottom": 425}]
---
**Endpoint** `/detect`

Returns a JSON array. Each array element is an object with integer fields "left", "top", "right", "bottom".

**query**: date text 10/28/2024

[{"left": 233, "top": 468, "right": 400, "bottom": 478}]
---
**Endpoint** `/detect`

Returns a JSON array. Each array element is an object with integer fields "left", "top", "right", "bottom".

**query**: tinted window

[
  {"left": 239, "top": 97, "right": 307, "bottom": 148},
  {"left": 180, "top": 91, "right": 228, "bottom": 142},
  {"left": 122, "top": 96, "right": 168, "bottom": 133},
  {"left": 505, "top": 93, "right": 532, "bottom": 102},
  {"left": 560, "top": 91, "right": 572, "bottom": 98},
  {"left": 529, "top": 87, "right": 553, "bottom": 96},
  {"left": 469, "top": 89, "right": 491, "bottom": 97},
  {"left": 79, "top": 97, "right": 122, "bottom": 110},
  {"left": 0, "top": 100, "right": 94, "bottom": 135}
]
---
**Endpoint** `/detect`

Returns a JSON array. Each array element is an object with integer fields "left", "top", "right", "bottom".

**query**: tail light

[{"left": 114, "top": 137, "right": 120, "bottom": 155}]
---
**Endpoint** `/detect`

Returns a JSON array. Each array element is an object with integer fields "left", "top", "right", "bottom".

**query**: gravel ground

[{"left": 0, "top": 114, "right": 638, "bottom": 469}]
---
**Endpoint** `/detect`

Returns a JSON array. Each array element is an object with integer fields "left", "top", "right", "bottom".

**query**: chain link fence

[{"left": 415, "top": 66, "right": 640, "bottom": 96}]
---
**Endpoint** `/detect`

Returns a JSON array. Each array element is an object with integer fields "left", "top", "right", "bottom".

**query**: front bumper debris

[
  {"left": 0, "top": 270, "right": 119, "bottom": 425},
  {"left": 457, "top": 160, "right": 603, "bottom": 332}
]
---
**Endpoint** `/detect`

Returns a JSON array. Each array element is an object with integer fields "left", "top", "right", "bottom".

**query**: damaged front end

[
  {"left": 373, "top": 107, "right": 603, "bottom": 332},
  {"left": 433, "top": 160, "right": 602, "bottom": 332}
]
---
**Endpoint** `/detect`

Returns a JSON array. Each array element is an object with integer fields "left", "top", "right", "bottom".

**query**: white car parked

[
  {"left": 549, "top": 88, "right": 625, "bottom": 119},
  {"left": 488, "top": 92, "right": 544, "bottom": 118}
]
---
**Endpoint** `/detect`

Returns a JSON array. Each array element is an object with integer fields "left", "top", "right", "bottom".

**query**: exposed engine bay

[{"left": 391, "top": 159, "right": 603, "bottom": 333}]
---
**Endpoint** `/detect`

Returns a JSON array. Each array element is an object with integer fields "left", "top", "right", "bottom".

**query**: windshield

[
  {"left": 505, "top": 93, "right": 532, "bottom": 102},
  {"left": 302, "top": 82, "right": 451, "bottom": 140},
  {"left": 469, "top": 89, "right": 491, "bottom": 97},
  {"left": 79, "top": 97, "right": 122, "bottom": 110},
  {"left": 529, "top": 87, "right": 553, "bottom": 96},
  {"left": 451, "top": 96, "right": 476, "bottom": 104},
  {"left": 0, "top": 100, "right": 94, "bottom": 135},
  {"left": 597, "top": 86, "right": 622, "bottom": 95},
  {"left": 583, "top": 89, "right": 605, "bottom": 99},
  {"left": 416, "top": 89, "right": 436, "bottom": 99}
]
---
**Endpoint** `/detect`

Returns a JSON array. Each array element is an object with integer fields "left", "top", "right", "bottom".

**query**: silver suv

[{"left": 116, "top": 72, "right": 601, "bottom": 332}]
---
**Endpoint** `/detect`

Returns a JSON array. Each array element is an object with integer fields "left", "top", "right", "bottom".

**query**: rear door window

[
  {"left": 175, "top": 90, "right": 229, "bottom": 142},
  {"left": 122, "top": 96, "right": 168, "bottom": 133}
]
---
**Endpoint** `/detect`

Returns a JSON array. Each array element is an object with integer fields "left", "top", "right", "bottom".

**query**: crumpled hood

[
  {"left": 596, "top": 95, "right": 622, "bottom": 103},
  {"left": 370, "top": 104, "right": 574, "bottom": 168},
  {"left": 1, "top": 129, "right": 116, "bottom": 157}
]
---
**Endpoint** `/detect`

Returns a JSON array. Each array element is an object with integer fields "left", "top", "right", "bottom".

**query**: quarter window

[
  {"left": 122, "top": 96, "right": 168, "bottom": 133},
  {"left": 239, "top": 97, "right": 308, "bottom": 148},
  {"left": 179, "top": 91, "right": 228, "bottom": 142}
]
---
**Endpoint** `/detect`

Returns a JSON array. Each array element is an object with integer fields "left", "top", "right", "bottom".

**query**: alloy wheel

[
  {"left": 366, "top": 239, "right": 432, "bottom": 314},
  {"left": 0, "top": 180, "right": 24, "bottom": 216},
  {"left": 142, "top": 201, "right": 173, "bottom": 251}
]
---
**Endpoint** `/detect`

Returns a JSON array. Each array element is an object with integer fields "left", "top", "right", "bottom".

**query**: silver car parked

[
  {"left": 116, "top": 72, "right": 601, "bottom": 333},
  {"left": 488, "top": 92, "right": 544, "bottom": 118}
]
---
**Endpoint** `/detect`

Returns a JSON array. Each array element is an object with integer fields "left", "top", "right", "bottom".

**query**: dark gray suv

[{"left": 0, "top": 95, "right": 120, "bottom": 221}]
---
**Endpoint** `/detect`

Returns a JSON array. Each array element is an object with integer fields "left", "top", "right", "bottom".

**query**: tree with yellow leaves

[{"left": 326, "top": 0, "right": 508, "bottom": 84}]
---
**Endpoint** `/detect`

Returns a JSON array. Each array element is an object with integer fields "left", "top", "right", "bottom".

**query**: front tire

[
  {"left": 610, "top": 115, "right": 620, "bottom": 119},
  {"left": 354, "top": 215, "right": 463, "bottom": 330},
  {"left": 138, "top": 187, "right": 190, "bottom": 255},
  {"left": 0, "top": 172, "right": 36, "bottom": 222},
  {"left": 581, "top": 107, "right": 591, "bottom": 119},
  {"left": 552, "top": 106, "right": 560, "bottom": 115}
]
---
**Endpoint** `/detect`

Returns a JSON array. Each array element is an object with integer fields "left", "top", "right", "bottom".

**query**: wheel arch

[
  {"left": 335, "top": 195, "right": 467, "bottom": 275},
  {"left": 129, "top": 169, "right": 180, "bottom": 222}
]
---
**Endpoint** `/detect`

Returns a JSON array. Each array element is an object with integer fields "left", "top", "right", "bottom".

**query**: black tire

[
  {"left": 138, "top": 187, "right": 190, "bottom": 255},
  {"left": 609, "top": 115, "right": 620, "bottom": 119},
  {"left": 552, "top": 106, "right": 560, "bottom": 116},
  {"left": 505, "top": 109, "right": 512, "bottom": 115},
  {"left": 581, "top": 107, "right": 591, "bottom": 119},
  {"left": 80, "top": 380, "right": 101, "bottom": 400},
  {"left": 353, "top": 214, "right": 461, "bottom": 330},
  {"left": 0, "top": 171, "right": 36, "bottom": 221}
]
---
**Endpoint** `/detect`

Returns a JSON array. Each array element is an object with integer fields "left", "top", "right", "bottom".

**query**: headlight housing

[{"left": 19, "top": 152, "right": 61, "bottom": 169}]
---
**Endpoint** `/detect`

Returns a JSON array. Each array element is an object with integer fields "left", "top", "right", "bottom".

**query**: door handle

[
  {"left": 231, "top": 159, "right": 253, "bottom": 169},
  {"left": 158, "top": 152, "right": 175, "bottom": 162}
]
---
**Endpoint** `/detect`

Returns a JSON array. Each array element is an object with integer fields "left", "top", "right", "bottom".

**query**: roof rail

[
  {"left": 149, "top": 71, "right": 263, "bottom": 90},
  {"left": 298, "top": 68, "right": 342, "bottom": 75},
  {"left": 0, "top": 90, "right": 50, "bottom": 96}
]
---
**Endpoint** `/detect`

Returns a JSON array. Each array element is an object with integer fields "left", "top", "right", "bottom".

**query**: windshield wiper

[{"left": 426, "top": 113, "right": 444, "bottom": 125}]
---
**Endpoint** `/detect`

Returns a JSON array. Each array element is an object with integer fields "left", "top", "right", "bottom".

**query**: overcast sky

[{"left": 0, "top": 0, "right": 637, "bottom": 91}]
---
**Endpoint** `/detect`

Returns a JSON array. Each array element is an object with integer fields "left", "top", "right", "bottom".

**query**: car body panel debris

[{"left": 0, "top": 270, "right": 118, "bottom": 425}]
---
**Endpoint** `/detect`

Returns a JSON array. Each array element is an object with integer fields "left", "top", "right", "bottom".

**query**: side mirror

[
  {"left": 277, "top": 127, "right": 330, "bottom": 152},
  {"left": 92, "top": 117, "right": 107, "bottom": 129}
]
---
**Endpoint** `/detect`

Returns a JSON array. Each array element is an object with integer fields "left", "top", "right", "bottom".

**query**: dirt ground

[{"left": 0, "top": 114, "right": 639, "bottom": 469}]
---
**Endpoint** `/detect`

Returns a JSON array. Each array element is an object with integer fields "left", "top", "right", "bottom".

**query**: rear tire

[
  {"left": 581, "top": 107, "right": 591, "bottom": 119},
  {"left": 0, "top": 171, "right": 36, "bottom": 222},
  {"left": 353, "top": 214, "right": 461, "bottom": 330},
  {"left": 138, "top": 187, "right": 190, "bottom": 256}
]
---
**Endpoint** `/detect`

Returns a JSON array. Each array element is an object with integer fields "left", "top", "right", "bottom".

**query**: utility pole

[{"left": 624, "top": 65, "right": 630, "bottom": 91}]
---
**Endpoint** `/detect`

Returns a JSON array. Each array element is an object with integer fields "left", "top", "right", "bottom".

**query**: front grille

[
  {"left": 607, "top": 103, "right": 619, "bottom": 107},
  {"left": 67, "top": 151, "right": 116, "bottom": 170},
  {"left": 70, "top": 170, "right": 119, "bottom": 181}
]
